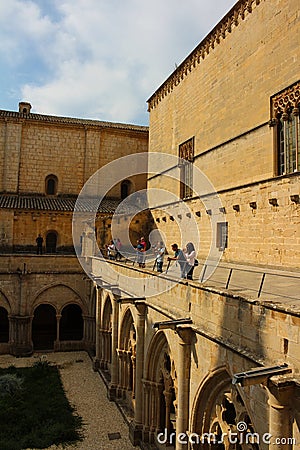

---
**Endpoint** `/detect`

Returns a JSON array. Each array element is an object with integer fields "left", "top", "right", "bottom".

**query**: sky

[{"left": 0, "top": 0, "right": 236, "bottom": 126}]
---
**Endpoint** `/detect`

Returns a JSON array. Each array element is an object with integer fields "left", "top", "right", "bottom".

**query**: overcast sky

[{"left": 0, "top": 0, "right": 236, "bottom": 125}]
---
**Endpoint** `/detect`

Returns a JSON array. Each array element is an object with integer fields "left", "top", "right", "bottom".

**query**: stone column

[
  {"left": 108, "top": 293, "right": 119, "bottom": 400},
  {"left": 129, "top": 302, "right": 146, "bottom": 445},
  {"left": 142, "top": 380, "right": 151, "bottom": 443},
  {"left": 9, "top": 315, "right": 33, "bottom": 356},
  {"left": 176, "top": 327, "right": 193, "bottom": 450},
  {"left": 53, "top": 314, "right": 61, "bottom": 351},
  {"left": 93, "top": 286, "right": 101, "bottom": 370},
  {"left": 267, "top": 379, "right": 294, "bottom": 450}
]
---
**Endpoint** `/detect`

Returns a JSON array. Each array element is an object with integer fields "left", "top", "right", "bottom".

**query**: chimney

[{"left": 19, "top": 102, "right": 32, "bottom": 114}]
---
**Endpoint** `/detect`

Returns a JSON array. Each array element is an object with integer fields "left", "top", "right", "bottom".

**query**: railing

[
  {"left": 198, "top": 262, "right": 300, "bottom": 301},
  {"left": 101, "top": 250, "right": 300, "bottom": 303}
]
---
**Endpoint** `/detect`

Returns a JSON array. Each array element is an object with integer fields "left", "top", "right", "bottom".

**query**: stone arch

[
  {"left": 32, "top": 303, "right": 57, "bottom": 350},
  {"left": 143, "top": 331, "right": 177, "bottom": 444},
  {"left": 33, "top": 283, "right": 87, "bottom": 315},
  {"left": 118, "top": 308, "right": 136, "bottom": 403},
  {"left": 59, "top": 303, "right": 83, "bottom": 341},
  {"left": 101, "top": 295, "right": 112, "bottom": 376},
  {"left": 190, "top": 368, "right": 259, "bottom": 450}
]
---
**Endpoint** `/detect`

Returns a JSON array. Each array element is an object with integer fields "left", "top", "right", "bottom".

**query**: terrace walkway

[{"left": 115, "top": 251, "right": 300, "bottom": 312}]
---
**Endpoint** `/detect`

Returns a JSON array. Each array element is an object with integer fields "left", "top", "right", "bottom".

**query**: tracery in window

[
  {"left": 179, "top": 137, "right": 194, "bottom": 199},
  {"left": 271, "top": 81, "right": 300, "bottom": 175}
]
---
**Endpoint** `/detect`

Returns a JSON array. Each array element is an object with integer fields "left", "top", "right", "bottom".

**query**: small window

[
  {"left": 45, "top": 175, "right": 58, "bottom": 195},
  {"left": 217, "top": 222, "right": 228, "bottom": 250},
  {"left": 121, "top": 180, "right": 132, "bottom": 199}
]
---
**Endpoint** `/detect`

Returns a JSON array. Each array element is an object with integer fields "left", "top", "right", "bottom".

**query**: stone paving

[{"left": 0, "top": 351, "right": 136, "bottom": 450}]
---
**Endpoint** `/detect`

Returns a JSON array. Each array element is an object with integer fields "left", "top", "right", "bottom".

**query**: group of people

[
  {"left": 152, "top": 241, "right": 197, "bottom": 279},
  {"left": 105, "top": 236, "right": 197, "bottom": 280},
  {"left": 106, "top": 238, "right": 122, "bottom": 260},
  {"left": 167, "top": 242, "right": 197, "bottom": 280}
]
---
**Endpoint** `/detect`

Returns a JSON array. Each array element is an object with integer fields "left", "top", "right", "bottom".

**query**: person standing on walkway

[
  {"left": 184, "top": 242, "right": 196, "bottom": 280},
  {"left": 36, "top": 234, "right": 43, "bottom": 255},
  {"left": 136, "top": 239, "right": 144, "bottom": 267},
  {"left": 107, "top": 240, "right": 116, "bottom": 260},
  {"left": 140, "top": 236, "right": 147, "bottom": 268},
  {"left": 167, "top": 243, "right": 187, "bottom": 278},
  {"left": 155, "top": 241, "right": 165, "bottom": 273}
]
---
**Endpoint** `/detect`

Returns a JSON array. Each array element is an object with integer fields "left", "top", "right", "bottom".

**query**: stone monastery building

[{"left": 1, "top": 0, "right": 300, "bottom": 449}]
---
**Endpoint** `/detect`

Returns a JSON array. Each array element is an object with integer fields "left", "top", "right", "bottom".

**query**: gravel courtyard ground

[{"left": 0, "top": 351, "right": 136, "bottom": 450}]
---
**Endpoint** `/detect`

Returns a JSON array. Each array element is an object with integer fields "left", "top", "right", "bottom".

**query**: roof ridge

[{"left": 0, "top": 110, "right": 148, "bottom": 131}]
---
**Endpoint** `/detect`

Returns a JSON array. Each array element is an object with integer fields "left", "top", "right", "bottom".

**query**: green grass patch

[{"left": 0, "top": 361, "right": 83, "bottom": 450}]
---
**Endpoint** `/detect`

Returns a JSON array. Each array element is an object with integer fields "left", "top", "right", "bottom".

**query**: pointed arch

[
  {"left": 190, "top": 368, "right": 259, "bottom": 450},
  {"left": 118, "top": 308, "right": 136, "bottom": 402},
  {"left": 101, "top": 295, "right": 113, "bottom": 374},
  {"left": 143, "top": 331, "right": 177, "bottom": 444},
  {"left": 33, "top": 282, "right": 87, "bottom": 315}
]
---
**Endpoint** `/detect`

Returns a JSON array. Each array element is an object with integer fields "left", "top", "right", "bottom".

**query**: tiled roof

[
  {"left": 0, "top": 109, "right": 148, "bottom": 133},
  {"left": 0, "top": 194, "right": 121, "bottom": 213}
]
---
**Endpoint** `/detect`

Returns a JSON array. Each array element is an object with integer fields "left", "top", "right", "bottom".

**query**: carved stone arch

[
  {"left": 143, "top": 331, "right": 177, "bottom": 444},
  {"left": 146, "top": 330, "right": 172, "bottom": 381},
  {"left": 33, "top": 301, "right": 58, "bottom": 315},
  {"left": 32, "top": 282, "right": 88, "bottom": 315},
  {"left": 118, "top": 307, "right": 136, "bottom": 402},
  {"left": 190, "top": 368, "right": 259, "bottom": 450},
  {"left": 119, "top": 307, "right": 135, "bottom": 350},
  {"left": 101, "top": 295, "right": 112, "bottom": 373},
  {"left": 102, "top": 294, "right": 112, "bottom": 330}
]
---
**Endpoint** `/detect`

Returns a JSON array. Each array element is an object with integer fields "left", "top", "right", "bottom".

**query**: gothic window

[
  {"left": 45, "top": 174, "right": 58, "bottom": 195},
  {"left": 179, "top": 137, "right": 194, "bottom": 199},
  {"left": 271, "top": 81, "right": 300, "bottom": 175}
]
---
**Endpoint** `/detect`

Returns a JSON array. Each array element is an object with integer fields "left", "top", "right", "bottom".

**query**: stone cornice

[
  {"left": 271, "top": 80, "right": 300, "bottom": 117},
  {"left": 147, "top": 0, "right": 262, "bottom": 111}
]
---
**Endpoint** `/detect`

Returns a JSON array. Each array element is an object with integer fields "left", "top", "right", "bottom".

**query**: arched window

[
  {"left": 121, "top": 180, "right": 132, "bottom": 199},
  {"left": 271, "top": 81, "right": 300, "bottom": 175},
  {"left": 45, "top": 175, "right": 58, "bottom": 195}
]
